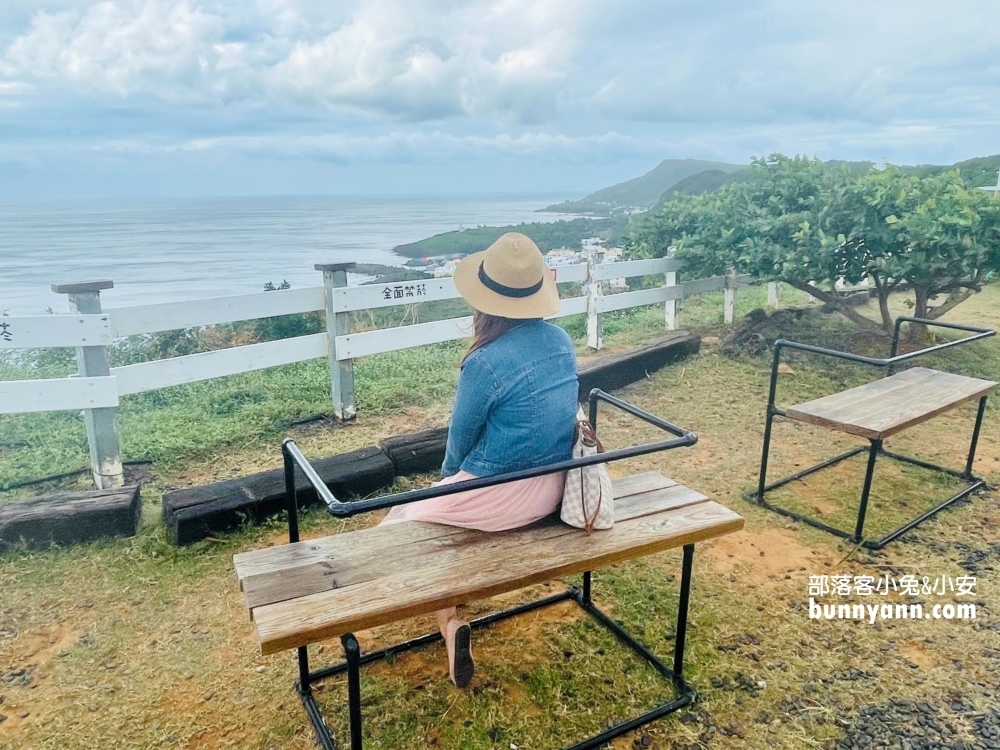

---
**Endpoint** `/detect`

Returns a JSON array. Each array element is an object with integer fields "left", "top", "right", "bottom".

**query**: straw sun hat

[{"left": 452, "top": 232, "right": 559, "bottom": 319}]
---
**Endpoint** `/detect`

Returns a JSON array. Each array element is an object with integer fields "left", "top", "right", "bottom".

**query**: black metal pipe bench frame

[
  {"left": 280, "top": 389, "right": 701, "bottom": 750},
  {"left": 745, "top": 316, "right": 995, "bottom": 550}
]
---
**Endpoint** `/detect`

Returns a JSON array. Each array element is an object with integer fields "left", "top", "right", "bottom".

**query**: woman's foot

[{"left": 445, "top": 619, "right": 474, "bottom": 688}]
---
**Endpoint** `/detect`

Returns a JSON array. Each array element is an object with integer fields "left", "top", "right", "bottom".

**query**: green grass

[{"left": 1, "top": 283, "right": 999, "bottom": 749}]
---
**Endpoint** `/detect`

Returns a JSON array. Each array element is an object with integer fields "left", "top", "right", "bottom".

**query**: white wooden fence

[{"left": 1, "top": 256, "right": 759, "bottom": 488}]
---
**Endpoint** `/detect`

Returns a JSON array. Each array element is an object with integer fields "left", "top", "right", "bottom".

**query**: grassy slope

[{"left": 1, "top": 284, "right": 999, "bottom": 749}]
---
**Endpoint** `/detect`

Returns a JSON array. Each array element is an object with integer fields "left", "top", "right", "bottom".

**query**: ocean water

[{"left": 0, "top": 194, "right": 573, "bottom": 314}]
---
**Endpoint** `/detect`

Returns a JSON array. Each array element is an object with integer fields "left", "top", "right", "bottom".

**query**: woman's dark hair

[{"left": 463, "top": 311, "right": 528, "bottom": 362}]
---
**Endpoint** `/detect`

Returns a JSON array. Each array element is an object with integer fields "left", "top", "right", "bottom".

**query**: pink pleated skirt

[{"left": 379, "top": 469, "right": 566, "bottom": 532}]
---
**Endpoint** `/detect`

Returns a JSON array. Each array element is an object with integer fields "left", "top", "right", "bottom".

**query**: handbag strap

[
  {"left": 578, "top": 419, "right": 604, "bottom": 451},
  {"left": 577, "top": 419, "right": 604, "bottom": 534}
]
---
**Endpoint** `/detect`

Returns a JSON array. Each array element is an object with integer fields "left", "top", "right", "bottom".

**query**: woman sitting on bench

[{"left": 380, "top": 232, "right": 579, "bottom": 688}]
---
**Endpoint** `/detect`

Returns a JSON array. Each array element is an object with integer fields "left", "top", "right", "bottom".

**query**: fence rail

[
  {"left": 591, "top": 257, "right": 682, "bottom": 281},
  {"left": 2, "top": 253, "right": 763, "bottom": 488},
  {"left": 0, "top": 376, "right": 119, "bottom": 415},
  {"left": 0, "top": 314, "right": 113, "bottom": 349},
  {"left": 109, "top": 287, "right": 325, "bottom": 338},
  {"left": 111, "top": 333, "right": 329, "bottom": 396}
]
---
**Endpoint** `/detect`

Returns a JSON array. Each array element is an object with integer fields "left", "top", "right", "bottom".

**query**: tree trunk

[
  {"left": 926, "top": 287, "right": 978, "bottom": 320},
  {"left": 785, "top": 278, "right": 890, "bottom": 334},
  {"left": 909, "top": 286, "right": 931, "bottom": 342},
  {"left": 869, "top": 272, "right": 895, "bottom": 332}
]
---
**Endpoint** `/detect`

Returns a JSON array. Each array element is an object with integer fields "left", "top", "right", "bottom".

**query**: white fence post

[
  {"left": 317, "top": 263, "right": 357, "bottom": 421},
  {"left": 664, "top": 269, "right": 677, "bottom": 331},
  {"left": 724, "top": 269, "right": 737, "bottom": 325},
  {"left": 767, "top": 282, "right": 780, "bottom": 308},
  {"left": 586, "top": 249, "right": 604, "bottom": 350},
  {"left": 51, "top": 280, "right": 123, "bottom": 489}
]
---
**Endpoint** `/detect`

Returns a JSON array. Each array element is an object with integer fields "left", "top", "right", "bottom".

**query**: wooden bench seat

[
  {"left": 785, "top": 366, "right": 997, "bottom": 440},
  {"left": 235, "top": 471, "right": 743, "bottom": 655},
  {"left": 754, "top": 358, "right": 996, "bottom": 550}
]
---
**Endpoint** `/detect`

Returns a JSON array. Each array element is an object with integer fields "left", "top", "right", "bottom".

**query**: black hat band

[{"left": 478, "top": 262, "right": 544, "bottom": 298}]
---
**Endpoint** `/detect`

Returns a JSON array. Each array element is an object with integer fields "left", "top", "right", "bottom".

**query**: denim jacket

[{"left": 442, "top": 320, "right": 579, "bottom": 478}]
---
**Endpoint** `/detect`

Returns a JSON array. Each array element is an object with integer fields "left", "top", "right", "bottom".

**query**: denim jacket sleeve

[{"left": 441, "top": 352, "right": 496, "bottom": 477}]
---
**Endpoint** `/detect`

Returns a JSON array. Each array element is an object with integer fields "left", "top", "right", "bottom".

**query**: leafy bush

[{"left": 628, "top": 155, "right": 1000, "bottom": 336}]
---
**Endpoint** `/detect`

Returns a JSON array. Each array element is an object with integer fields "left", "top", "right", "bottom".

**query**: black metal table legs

[
  {"left": 746, "top": 396, "right": 990, "bottom": 550},
  {"left": 292, "top": 546, "right": 697, "bottom": 749}
]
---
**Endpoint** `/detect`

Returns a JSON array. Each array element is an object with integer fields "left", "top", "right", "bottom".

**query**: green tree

[
  {"left": 862, "top": 168, "right": 999, "bottom": 334},
  {"left": 627, "top": 155, "right": 1000, "bottom": 336}
]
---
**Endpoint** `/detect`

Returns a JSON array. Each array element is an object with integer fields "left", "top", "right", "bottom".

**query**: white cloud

[
  {"left": 0, "top": 0, "right": 585, "bottom": 120},
  {"left": 2, "top": 2, "right": 236, "bottom": 103},
  {"left": 5, "top": 0, "right": 1000, "bottom": 129},
  {"left": 265, "top": 0, "right": 582, "bottom": 122},
  {"left": 0, "top": 80, "right": 32, "bottom": 93},
  {"left": 2, "top": 0, "right": 1000, "bottom": 184}
]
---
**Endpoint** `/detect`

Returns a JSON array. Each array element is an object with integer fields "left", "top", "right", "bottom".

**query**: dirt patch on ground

[
  {"left": 704, "top": 526, "right": 836, "bottom": 585},
  {"left": 6, "top": 623, "right": 81, "bottom": 667},
  {"left": 804, "top": 495, "right": 843, "bottom": 515},
  {"left": 971, "top": 451, "right": 1000, "bottom": 479},
  {"left": 897, "top": 640, "right": 940, "bottom": 670},
  {"left": 0, "top": 622, "right": 83, "bottom": 738}
]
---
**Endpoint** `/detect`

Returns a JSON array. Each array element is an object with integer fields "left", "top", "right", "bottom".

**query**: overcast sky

[{"left": 2, "top": 0, "right": 999, "bottom": 198}]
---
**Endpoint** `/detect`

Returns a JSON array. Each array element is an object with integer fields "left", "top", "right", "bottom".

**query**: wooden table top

[
  {"left": 785, "top": 367, "right": 997, "bottom": 441},
  {"left": 234, "top": 471, "right": 744, "bottom": 655}
]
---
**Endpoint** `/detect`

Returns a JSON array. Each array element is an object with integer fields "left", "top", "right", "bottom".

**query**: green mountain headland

[{"left": 539, "top": 158, "right": 744, "bottom": 215}]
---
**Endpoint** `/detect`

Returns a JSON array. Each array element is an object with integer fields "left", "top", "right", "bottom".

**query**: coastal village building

[{"left": 420, "top": 241, "right": 626, "bottom": 289}]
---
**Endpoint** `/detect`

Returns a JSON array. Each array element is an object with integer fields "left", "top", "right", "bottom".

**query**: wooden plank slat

[
  {"left": 111, "top": 333, "right": 328, "bottom": 395},
  {"left": 0, "top": 376, "right": 119, "bottom": 414},
  {"left": 236, "top": 519, "right": 469, "bottom": 584},
  {"left": 234, "top": 472, "right": 676, "bottom": 584},
  {"left": 608, "top": 471, "right": 678, "bottom": 499},
  {"left": 0, "top": 314, "right": 112, "bottom": 349},
  {"left": 854, "top": 370, "right": 997, "bottom": 437},
  {"left": 786, "top": 367, "right": 997, "bottom": 439},
  {"left": 252, "top": 500, "right": 743, "bottom": 654},
  {"left": 240, "top": 481, "right": 703, "bottom": 612},
  {"left": 786, "top": 369, "right": 942, "bottom": 436},
  {"left": 109, "top": 287, "right": 325, "bottom": 338}
]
